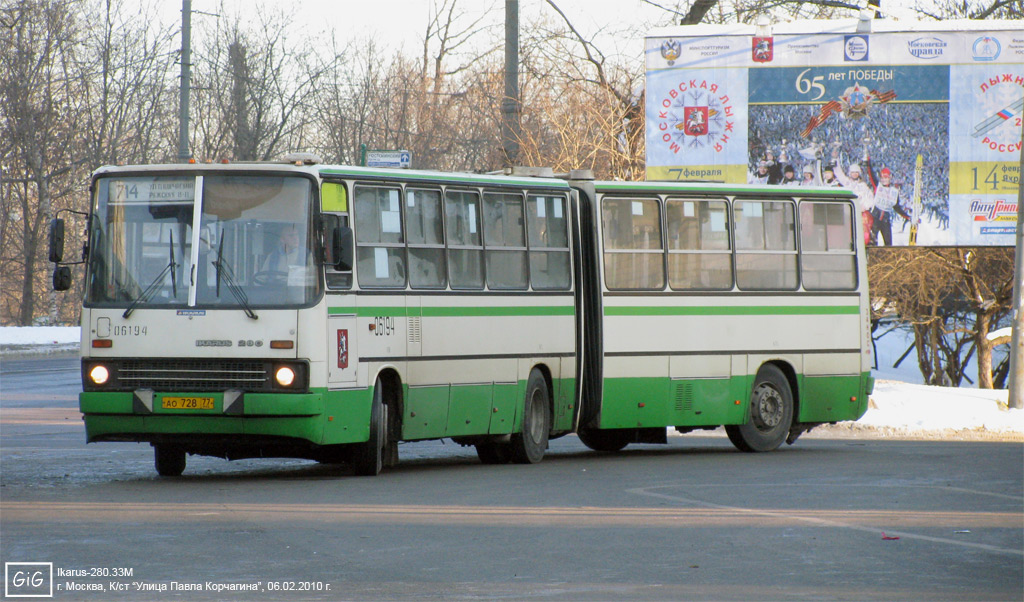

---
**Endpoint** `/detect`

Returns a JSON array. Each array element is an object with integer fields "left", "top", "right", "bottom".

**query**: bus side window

[
  {"left": 601, "top": 197, "right": 665, "bottom": 290},
  {"left": 666, "top": 199, "right": 732, "bottom": 290},
  {"left": 353, "top": 185, "right": 406, "bottom": 288},
  {"left": 407, "top": 188, "right": 446, "bottom": 289},
  {"left": 799, "top": 201, "right": 857, "bottom": 290},
  {"left": 483, "top": 191, "right": 528, "bottom": 290},
  {"left": 322, "top": 181, "right": 352, "bottom": 290},
  {"left": 734, "top": 200, "right": 798, "bottom": 290},
  {"left": 445, "top": 189, "right": 484, "bottom": 289},
  {"left": 527, "top": 194, "right": 570, "bottom": 290}
]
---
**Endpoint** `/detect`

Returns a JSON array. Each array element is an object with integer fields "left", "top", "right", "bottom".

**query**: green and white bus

[{"left": 50, "top": 158, "right": 872, "bottom": 476}]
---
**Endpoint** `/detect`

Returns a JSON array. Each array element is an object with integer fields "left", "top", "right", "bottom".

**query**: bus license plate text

[{"left": 162, "top": 396, "right": 215, "bottom": 410}]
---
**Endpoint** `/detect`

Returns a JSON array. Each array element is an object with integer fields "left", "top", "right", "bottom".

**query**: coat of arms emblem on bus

[{"left": 337, "top": 329, "right": 349, "bottom": 369}]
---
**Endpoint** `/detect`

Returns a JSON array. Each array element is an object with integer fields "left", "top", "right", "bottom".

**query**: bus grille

[{"left": 118, "top": 359, "right": 269, "bottom": 392}]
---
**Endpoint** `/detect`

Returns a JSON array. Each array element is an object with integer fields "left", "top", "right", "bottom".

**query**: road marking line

[{"left": 627, "top": 484, "right": 1023, "bottom": 557}]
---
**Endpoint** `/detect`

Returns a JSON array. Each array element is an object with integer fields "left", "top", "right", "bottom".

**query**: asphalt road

[{"left": 1, "top": 354, "right": 1022, "bottom": 601}]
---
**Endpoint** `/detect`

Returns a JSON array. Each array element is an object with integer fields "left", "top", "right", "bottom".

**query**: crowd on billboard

[{"left": 747, "top": 103, "right": 951, "bottom": 245}]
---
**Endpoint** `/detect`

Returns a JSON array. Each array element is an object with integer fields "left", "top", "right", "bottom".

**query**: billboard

[{"left": 646, "top": 20, "right": 1022, "bottom": 246}]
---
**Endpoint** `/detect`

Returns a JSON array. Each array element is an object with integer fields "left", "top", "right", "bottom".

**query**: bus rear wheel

[
  {"left": 577, "top": 428, "right": 631, "bottom": 452},
  {"left": 510, "top": 370, "right": 550, "bottom": 464},
  {"left": 154, "top": 445, "right": 186, "bottom": 477},
  {"left": 726, "top": 365, "right": 793, "bottom": 453},
  {"left": 352, "top": 378, "right": 388, "bottom": 476}
]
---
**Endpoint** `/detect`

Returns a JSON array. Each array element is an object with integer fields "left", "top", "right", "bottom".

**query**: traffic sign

[{"left": 366, "top": 150, "right": 412, "bottom": 169}]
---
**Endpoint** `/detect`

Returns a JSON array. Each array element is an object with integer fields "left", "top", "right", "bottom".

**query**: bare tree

[
  {"left": 0, "top": 0, "right": 85, "bottom": 325},
  {"left": 190, "top": 7, "right": 326, "bottom": 162},
  {"left": 870, "top": 247, "right": 1015, "bottom": 388}
]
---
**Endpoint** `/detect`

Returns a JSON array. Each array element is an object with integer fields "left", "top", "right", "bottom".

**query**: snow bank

[
  {"left": 0, "top": 326, "right": 81, "bottom": 346},
  {"left": 864, "top": 380, "right": 1022, "bottom": 434}
]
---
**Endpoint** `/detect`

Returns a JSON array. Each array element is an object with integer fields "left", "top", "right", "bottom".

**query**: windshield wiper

[
  {"left": 212, "top": 237, "right": 258, "bottom": 320},
  {"left": 123, "top": 232, "right": 177, "bottom": 319}
]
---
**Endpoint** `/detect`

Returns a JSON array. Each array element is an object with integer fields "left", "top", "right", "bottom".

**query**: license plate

[{"left": 161, "top": 396, "right": 215, "bottom": 410}]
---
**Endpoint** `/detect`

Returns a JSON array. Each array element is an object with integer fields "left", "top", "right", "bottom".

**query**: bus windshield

[{"left": 85, "top": 174, "right": 320, "bottom": 310}]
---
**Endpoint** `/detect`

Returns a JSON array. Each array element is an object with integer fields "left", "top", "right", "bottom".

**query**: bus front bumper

[{"left": 78, "top": 390, "right": 366, "bottom": 446}]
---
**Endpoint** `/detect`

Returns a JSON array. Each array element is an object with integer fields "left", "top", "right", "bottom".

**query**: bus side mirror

[
  {"left": 336, "top": 226, "right": 354, "bottom": 272},
  {"left": 53, "top": 266, "right": 72, "bottom": 291},
  {"left": 322, "top": 215, "right": 353, "bottom": 272},
  {"left": 49, "top": 218, "right": 65, "bottom": 263}
]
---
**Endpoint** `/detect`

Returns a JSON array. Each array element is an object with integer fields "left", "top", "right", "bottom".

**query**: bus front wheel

[
  {"left": 352, "top": 379, "right": 388, "bottom": 476},
  {"left": 510, "top": 370, "right": 550, "bottom": 464},
  {"left": 154, "top": 445, "right": 186, "bottom": 477},
  {"left": 726, "top": 365, "right": 793, "bottom": 453}
]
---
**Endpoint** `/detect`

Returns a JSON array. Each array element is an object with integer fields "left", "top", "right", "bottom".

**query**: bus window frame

[
  {"left": 525, "top": 191, "right": 573, "bottom": 292},
  {"left": 321, "top": 179, "right": 353, "bottom": 291},
  {"left": 405, "top": 186, "right": 448, "bottom": 290},
  {"left": 444, "top": 187, "right": 485, "bottom": 291},
  {"left": 665, "top": 196, "right": 734, "bottom": 292},
  {"left": 599, "top": 194, "right": 667, "bottom": 292},
  {"left": 796, "top": 198, "right": 859, "bottom": 292},
  {"left": 732, "top": 197, "right": 799, "bottom": 292},
  {"left": 352, "top": 182, "right": 408, "bottom": 289},
  {"left": 482, "top": 189, "right": 530, "bottom": 291}
]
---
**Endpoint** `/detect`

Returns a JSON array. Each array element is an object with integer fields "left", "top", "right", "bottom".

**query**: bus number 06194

[{"left": 372, "top": 316, "right": 395, "bottom": 336}]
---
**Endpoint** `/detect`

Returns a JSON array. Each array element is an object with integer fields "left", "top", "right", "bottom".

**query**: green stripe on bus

[
  {"left": 328, "top": 306, "right": 574, "bottom": 317},
  {"left": 603, "top": 305, "right": 859, "bottom": 316}
]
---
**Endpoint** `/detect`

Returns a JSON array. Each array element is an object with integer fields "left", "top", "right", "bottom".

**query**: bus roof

[
  {"left": 592, "top": 179, "right": 857, "bottom": 200},
  {"left": 319, "top": 165, "right": 571, "bottom": 190},
  {"left": 92, "top": 163, "right": 573, "bottom": 191}
]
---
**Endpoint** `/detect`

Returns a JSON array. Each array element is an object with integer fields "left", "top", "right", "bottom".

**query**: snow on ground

[
  {"left": 1, "top": 326, "right": 1022, "bottom": 438},
  {"left": 0, "top": 326, "right": 80, "bottom": 349}
]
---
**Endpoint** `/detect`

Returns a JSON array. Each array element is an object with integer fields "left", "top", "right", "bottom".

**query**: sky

[{"left": 156, "top": 0, "right": 683, "bottom": 62}]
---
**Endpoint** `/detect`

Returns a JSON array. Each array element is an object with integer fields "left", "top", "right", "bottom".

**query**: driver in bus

[{"left": 262, "top": 224, "right": 312, "bottom": 285}]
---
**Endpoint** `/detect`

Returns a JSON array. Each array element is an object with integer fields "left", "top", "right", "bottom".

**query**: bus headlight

[
  {"left": 89, "top": 364, "right": 110, "bottom": 385},
  {"left": 275, "top": 366, "right": 296, "bottom": 387}
]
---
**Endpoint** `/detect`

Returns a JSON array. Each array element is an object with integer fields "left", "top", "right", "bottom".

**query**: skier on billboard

[
  {"left": 868, "top": 166, "right": 912, "bottom": 246},
  {"left": 833, "top": 150, "right": 875, "bottom": 245}
]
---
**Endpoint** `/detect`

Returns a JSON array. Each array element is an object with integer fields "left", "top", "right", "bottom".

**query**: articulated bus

[{"left": 50, "top": 157, "right": 873, "bottom": 476}]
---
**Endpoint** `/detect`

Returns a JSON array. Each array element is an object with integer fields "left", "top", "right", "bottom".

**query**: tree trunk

[
  {"left": 975, "top": 310, "right": 994, "bottom": 389},
  {"left": 929, "top": 308, "right": 943, "bottom": 386},
  {"left": 914, "top": 322, "right": 933, "bottom": 384}
]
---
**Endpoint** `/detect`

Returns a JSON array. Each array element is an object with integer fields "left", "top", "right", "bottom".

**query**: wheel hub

[{"left": 751, "top": 383, "right": 783, "bottom": 430}]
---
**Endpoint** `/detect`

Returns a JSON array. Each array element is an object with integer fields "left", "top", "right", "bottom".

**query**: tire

[
  {"left": 725, "top": 364, "right": 794, "bottom": 453},
  {"left": 352, "top": 378, "right": 387, "bottom": 476},
  {"left": 577, "top": 428, "right": 631, "bottom": 452},
  {"left": 475, "top": 441, "right": 513, "bottom": 465},
  {"left": 154, "top": 445, "right": 186, "bottom": 477},
  {"left": 510, "top": 370, "right": 550, "bottom": 464}
]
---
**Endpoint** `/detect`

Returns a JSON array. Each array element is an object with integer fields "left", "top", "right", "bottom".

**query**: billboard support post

[{"left": 1008, "top": 124, "right": 1023, "bottom": 410}]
